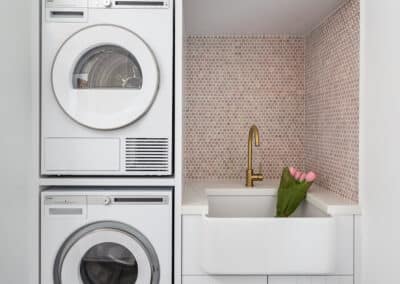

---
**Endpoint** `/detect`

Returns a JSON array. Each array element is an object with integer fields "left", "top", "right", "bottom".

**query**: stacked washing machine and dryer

[{"left": 40, "top": 0, "right": 174, "bottom": 283}]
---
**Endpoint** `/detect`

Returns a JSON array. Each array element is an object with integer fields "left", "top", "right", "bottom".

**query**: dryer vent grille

[{"left": 125, "top": 138, "right": 169, "bottom": 173}]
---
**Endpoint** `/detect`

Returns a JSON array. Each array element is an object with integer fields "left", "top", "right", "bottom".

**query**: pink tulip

[
  {"left": 294, "top": 171, "right": 302, "bottom": 180},
  {"left": 289, "top": 167, "right": 296, "bottom": 176},
  {"left": 305, "top": 171, "right": 317, "bottom": 182},
  {"left": 299, "top": 173, "right": 306, "bottom": 181}
]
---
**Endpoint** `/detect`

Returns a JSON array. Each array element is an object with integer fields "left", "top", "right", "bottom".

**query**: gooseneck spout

[{"left": 246, "top": 125, "right": 264, "bottom": 187}]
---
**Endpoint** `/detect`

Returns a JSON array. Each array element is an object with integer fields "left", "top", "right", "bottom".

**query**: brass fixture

[{"left": 246, "top": 125, "right": 264, "bottom": 187}]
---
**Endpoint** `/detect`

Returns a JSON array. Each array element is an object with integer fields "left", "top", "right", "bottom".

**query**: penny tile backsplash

[
  {"left": 184, "top": 36, "right": 306, "bottom": 180},
  {"left": 305, "top": 0, "right": 360, "bottom": 201},
  {"left": 184, "top": 0, "right": 359, "bottom": 201}
]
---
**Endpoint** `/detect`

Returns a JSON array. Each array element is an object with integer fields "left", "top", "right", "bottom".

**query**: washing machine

[
  {"left": 41, "top": 188, "right": 172, "bottom": 284},
  {"left": 41, "top": 0, "right": 174, "bottom": 176}
]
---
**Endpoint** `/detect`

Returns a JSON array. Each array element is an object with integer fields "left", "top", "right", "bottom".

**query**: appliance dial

[
  {"left": 103, "top": 0, "right": 112, "bottom": 7},
  {"left": 104, "top": 197, "right": 111, "bottom": 205}
]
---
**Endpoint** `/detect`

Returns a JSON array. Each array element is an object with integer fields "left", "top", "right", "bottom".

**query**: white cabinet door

[
  {"left": 183, "top": 276, "right": 267, "bottom": 284},
  {"left": 214, "top": 276, "right": 267, "bottom": 284},
  {"left": 326, "top": 277, "right": 353, "bottom": 284},
  {"left": 182, "top": 215, "right": 204, "bottom": 275},
  {"left": 183, "top": 276, "right": 213, "bottom": 284},
  {"left": 334, "top": 216, "right": 354, "bottom": 275},
  {"left": 268, "top": 276, "right": 353, "bottom": 284}
]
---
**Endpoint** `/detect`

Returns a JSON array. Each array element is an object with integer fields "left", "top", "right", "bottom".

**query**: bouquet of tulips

[{"left": 276, "top": 167, "right": 317, "bottom": 217}]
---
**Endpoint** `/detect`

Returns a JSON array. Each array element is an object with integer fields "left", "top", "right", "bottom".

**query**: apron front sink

[{"left": 201, "top": 188, "right": 336, "bottom": 275}]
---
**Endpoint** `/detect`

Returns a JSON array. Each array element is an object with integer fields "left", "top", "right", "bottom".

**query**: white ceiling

[{"left": 184, "top": 0, "right": 347, "bottom": 36}]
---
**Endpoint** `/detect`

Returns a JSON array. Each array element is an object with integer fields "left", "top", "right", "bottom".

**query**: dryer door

[
  {"left": 54, "top": 221, "right": 160, "bottom": 284},
  {"left": 52, "top": 25, "right": 159, "bottom": 130}
]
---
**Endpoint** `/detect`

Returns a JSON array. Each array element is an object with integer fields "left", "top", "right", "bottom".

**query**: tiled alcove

[{"left": 184, "top": 0, "right": 359, "bottom": 201}]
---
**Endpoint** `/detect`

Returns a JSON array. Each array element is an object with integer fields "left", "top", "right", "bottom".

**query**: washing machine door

[
  {"left": 52, "top": 25, "right": 159, "bottom": 130},
  {"left": 54, "top": 221, "right": 160, "bottom": 284}
]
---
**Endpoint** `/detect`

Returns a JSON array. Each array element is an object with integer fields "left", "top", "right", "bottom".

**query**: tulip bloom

[
  {"left": 305, "top": 171, "right": 317, "bottom": 182},
  {"left": 276, "top": 167, "right": 317, "bottom": 217}
]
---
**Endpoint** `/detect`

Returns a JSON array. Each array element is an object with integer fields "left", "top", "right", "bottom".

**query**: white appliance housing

[
  {"left": 41, "top": 0, "right": 173, "bottom": 176},
  {"left": 41, "top": 188, "right": 172, "bottom": 284}
]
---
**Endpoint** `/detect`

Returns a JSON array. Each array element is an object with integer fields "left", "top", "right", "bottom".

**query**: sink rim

[
  {"left": 206, "top": 187, "right": 277, "bottom": 196},
  {"left": 203, "top": 211, "right": 333, "bottom": 220},
  {"left": 206, "top": 187, "right": 332, "bottom": 218}
]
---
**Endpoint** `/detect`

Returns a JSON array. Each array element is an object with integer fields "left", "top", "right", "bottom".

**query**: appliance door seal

[{"left": 53, "top": 221, "right": 160, "bottom": 284}]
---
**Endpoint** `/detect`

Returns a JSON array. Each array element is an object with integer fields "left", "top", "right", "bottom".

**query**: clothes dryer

[{"left": 41, "top": 0, "right": 173, "bottom": 176}]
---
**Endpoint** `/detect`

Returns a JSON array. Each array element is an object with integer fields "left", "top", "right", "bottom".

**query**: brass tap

[{"left": 246, "top": 125, "right": 264, "bottom": 187}]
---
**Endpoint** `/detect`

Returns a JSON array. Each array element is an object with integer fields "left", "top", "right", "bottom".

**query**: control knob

[{"left": 103, "top": 197, "right": 112, "bottom": 205}]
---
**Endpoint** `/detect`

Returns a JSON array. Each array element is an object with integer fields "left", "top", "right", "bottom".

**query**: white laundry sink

[{"left": 201, "top": 187, "right": 336, "bottom": 275}]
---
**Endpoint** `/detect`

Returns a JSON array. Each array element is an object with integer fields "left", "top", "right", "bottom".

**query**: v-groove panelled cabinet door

[
  {"left": 182, "top": 276, "right": 268, "bottom": 284},
  {"left": 268, "top": 276, "right": 353, "bottom": 284}
]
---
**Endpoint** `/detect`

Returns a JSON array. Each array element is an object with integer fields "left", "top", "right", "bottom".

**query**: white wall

[
  {"left": 360, "top": 0, "right": 400, "bottom": 283},
  {"left": 0, "top": 0, "right": 32, "bottom": 283}
]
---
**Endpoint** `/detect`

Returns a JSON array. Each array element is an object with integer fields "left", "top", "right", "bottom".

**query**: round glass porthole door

[
  {"left": 54, "top": 222, "right": 160, "bottom": 284},
  {"left": 80, "top": 242, "right": 138, "bottom": 284},
  {"left": 52, "top": 25, "right": 159, "bottom": 130},
  {"left": 73, "top": 45, "right": 143, "bottom": 90}
]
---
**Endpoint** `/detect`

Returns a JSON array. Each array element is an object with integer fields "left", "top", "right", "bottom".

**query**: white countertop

[{"left": 182, "top": 179, "right": 361, "bottom": 216}]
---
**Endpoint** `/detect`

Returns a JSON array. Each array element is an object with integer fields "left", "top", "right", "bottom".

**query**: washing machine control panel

[
  {"left": 45, "top": 0, "right": 88, "bottom": 8},
  {"left": 88, "top": 0, "right": 169, "bottom": 8},
  {"left": 44, "top": 195, "right": 86, "bottom": 205}
]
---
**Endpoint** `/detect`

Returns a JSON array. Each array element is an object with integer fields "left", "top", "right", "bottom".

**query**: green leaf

[{"left": 276, "top": 167, "right": 313, "bottom": 217}]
